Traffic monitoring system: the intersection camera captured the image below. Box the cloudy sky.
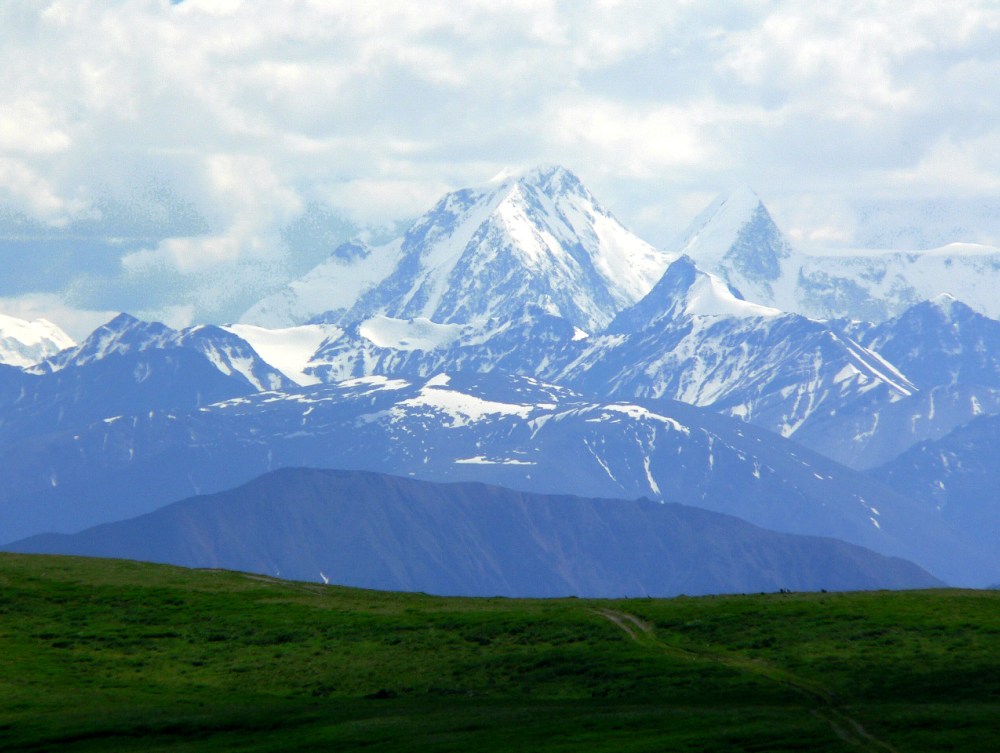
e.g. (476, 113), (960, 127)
(3, 0), (1000, 337)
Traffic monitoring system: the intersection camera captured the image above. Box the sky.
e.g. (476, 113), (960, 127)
(3, 0), (1000, 338)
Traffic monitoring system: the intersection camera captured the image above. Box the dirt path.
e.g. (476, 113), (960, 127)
(595, 608), (900, 753)
(593, 608), (653, 641)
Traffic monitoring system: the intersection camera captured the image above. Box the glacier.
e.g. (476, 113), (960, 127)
(0, 313), (74, 368)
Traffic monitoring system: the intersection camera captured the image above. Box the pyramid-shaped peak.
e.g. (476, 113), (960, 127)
(671, 185), (791, 297)
(242, 165), (671, 332)
(37, 313), (175, 372)
(681, 186), (771, 248)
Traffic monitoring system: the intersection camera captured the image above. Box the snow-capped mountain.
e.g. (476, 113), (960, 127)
(797, 296), (1000, 469)
(670, 187), (793, 309)
(0, 371), (988, 586)
(680, 189), (1000, 322)
(559, 257), (916, 442)
(8, 170), (1000, 595)
(241, 166), (672, 331)
(38, 313), (291, 392)
(286, 255), (917, 453)
(0, 314), (293, 445)
(0, 313), (74, 368)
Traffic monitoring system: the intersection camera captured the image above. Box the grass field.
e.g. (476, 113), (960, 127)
(1, 552), (997, 752)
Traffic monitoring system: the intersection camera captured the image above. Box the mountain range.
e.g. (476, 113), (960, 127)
(237, 256), (968, 472)
(0, 359), (991, 585)
(2, 164), (999, 594)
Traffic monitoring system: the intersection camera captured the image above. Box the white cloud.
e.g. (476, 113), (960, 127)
(884, 135), (1000, 195)
(0, 98), (72, 155)
(546, 99), (714, 175)
(0, 293), (116, 342)
(121, 153), (301, 272)
(322, 178), (451, 226)
(2, 0), (1000, 325)
(0, 158), (86, 223)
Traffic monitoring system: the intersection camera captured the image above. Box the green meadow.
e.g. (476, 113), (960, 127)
(1, 552), (997, 752)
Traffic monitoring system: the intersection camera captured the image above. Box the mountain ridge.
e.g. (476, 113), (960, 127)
(5, 467), (942, 597)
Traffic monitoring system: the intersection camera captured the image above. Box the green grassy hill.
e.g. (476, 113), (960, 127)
(1, 553), (997, 752)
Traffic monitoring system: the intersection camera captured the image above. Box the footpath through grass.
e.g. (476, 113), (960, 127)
(0, 553), (997, 752)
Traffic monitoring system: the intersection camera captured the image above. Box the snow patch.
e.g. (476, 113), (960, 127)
(601, 404), (690, 433)
(396, 387), (534, 427)
(224, 323), (338, 386)
(359, 316), (466, 351)
(454, 456), (536, 466)
(683, 272), (781, 319)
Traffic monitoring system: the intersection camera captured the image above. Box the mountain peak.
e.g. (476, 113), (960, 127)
(245, 167), (672, 332)
(899, 294), (980, 326)
(929, 292), (957, 305)
(38, 314), (176, 372)
(714, 184), (764, 216)
(729, 183), (763, 201)
(862, 293), (1000, 391)
(482, 165), (595, 215)
(487, 163), (577, 189)
(609, 256), (780, 333)
(101, 312), (147, 332)
(671, 187), (792, 307)
(36, 314), (292, 392)
(676, 187), (766, 256)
